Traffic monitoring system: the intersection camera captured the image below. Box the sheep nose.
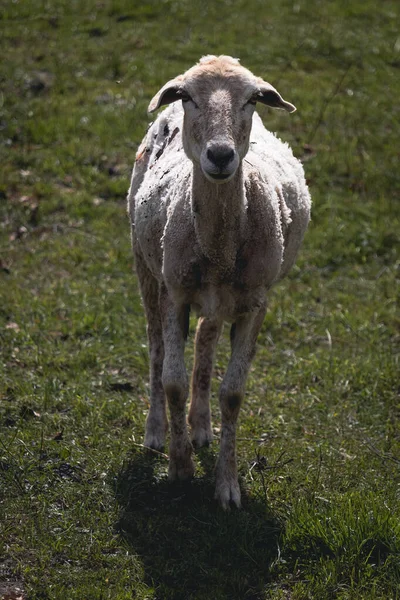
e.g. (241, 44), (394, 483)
(207, 146), (235, 169)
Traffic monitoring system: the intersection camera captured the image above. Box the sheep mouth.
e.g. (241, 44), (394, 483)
(203, 170), (236, 183)
(208, 173), (231, 180)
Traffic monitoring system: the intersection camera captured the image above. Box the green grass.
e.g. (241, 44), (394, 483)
(0, 0), (399, 598)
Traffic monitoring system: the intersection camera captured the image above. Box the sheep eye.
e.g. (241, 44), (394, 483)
(180, 92), (198, 107)
(242, 97), (257, 110)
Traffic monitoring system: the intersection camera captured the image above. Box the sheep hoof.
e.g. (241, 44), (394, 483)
(168, 441), (195, 481)
(144, 416), (168, 451)
(191, 426), (213, 450)
(144, 430), (166, 452)
(143, 438), (165, 453)
(214, 478), (241, 510)
(168, 455), (195, 481)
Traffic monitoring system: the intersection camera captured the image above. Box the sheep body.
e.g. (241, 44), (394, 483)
(130, 104), (310, 319)
(127, 56), (311, 508)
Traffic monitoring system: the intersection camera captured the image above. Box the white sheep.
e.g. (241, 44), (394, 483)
(127, 55), (311, 509)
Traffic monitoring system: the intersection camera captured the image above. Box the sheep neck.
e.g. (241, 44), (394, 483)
(192, 163), (245, 272)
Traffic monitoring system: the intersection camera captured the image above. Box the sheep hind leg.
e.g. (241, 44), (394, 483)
(189, 317), (223, 449)
(135, 250), (167, 451)
(215, 304), (266, 509)
(160, 286), (194, 481)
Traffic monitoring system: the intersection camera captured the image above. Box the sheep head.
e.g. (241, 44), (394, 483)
(148, 55), (296, 184)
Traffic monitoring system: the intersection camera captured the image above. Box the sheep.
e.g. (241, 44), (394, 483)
(127, 55), (311, 509)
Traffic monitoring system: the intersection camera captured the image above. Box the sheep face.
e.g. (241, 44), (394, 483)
(180, 84), (256, 184)
(148, 55), (296, 185)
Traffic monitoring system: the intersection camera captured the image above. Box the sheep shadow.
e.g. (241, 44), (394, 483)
(113, 446), (283, 600)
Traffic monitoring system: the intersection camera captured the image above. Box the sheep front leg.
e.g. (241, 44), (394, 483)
(189, 317), (223, 449)
(215, 305), (266, 509)
(144, 309), (166, 450)
(160, 286), (194, 481)
(134, 248), (167, 451)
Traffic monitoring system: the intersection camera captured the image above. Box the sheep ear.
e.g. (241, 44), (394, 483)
(257, 81), (296, 113)
(148, 76), (184, 113)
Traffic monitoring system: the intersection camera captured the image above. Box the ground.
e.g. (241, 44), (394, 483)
(0, 1), (399, 598)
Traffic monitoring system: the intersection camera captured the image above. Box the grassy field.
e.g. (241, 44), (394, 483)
(1, 0), (399, 598)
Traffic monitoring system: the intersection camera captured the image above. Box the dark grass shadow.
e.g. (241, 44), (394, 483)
(113, 446), (283, 600)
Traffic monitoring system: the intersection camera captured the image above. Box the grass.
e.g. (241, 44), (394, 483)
(0, 0), (399, 598)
